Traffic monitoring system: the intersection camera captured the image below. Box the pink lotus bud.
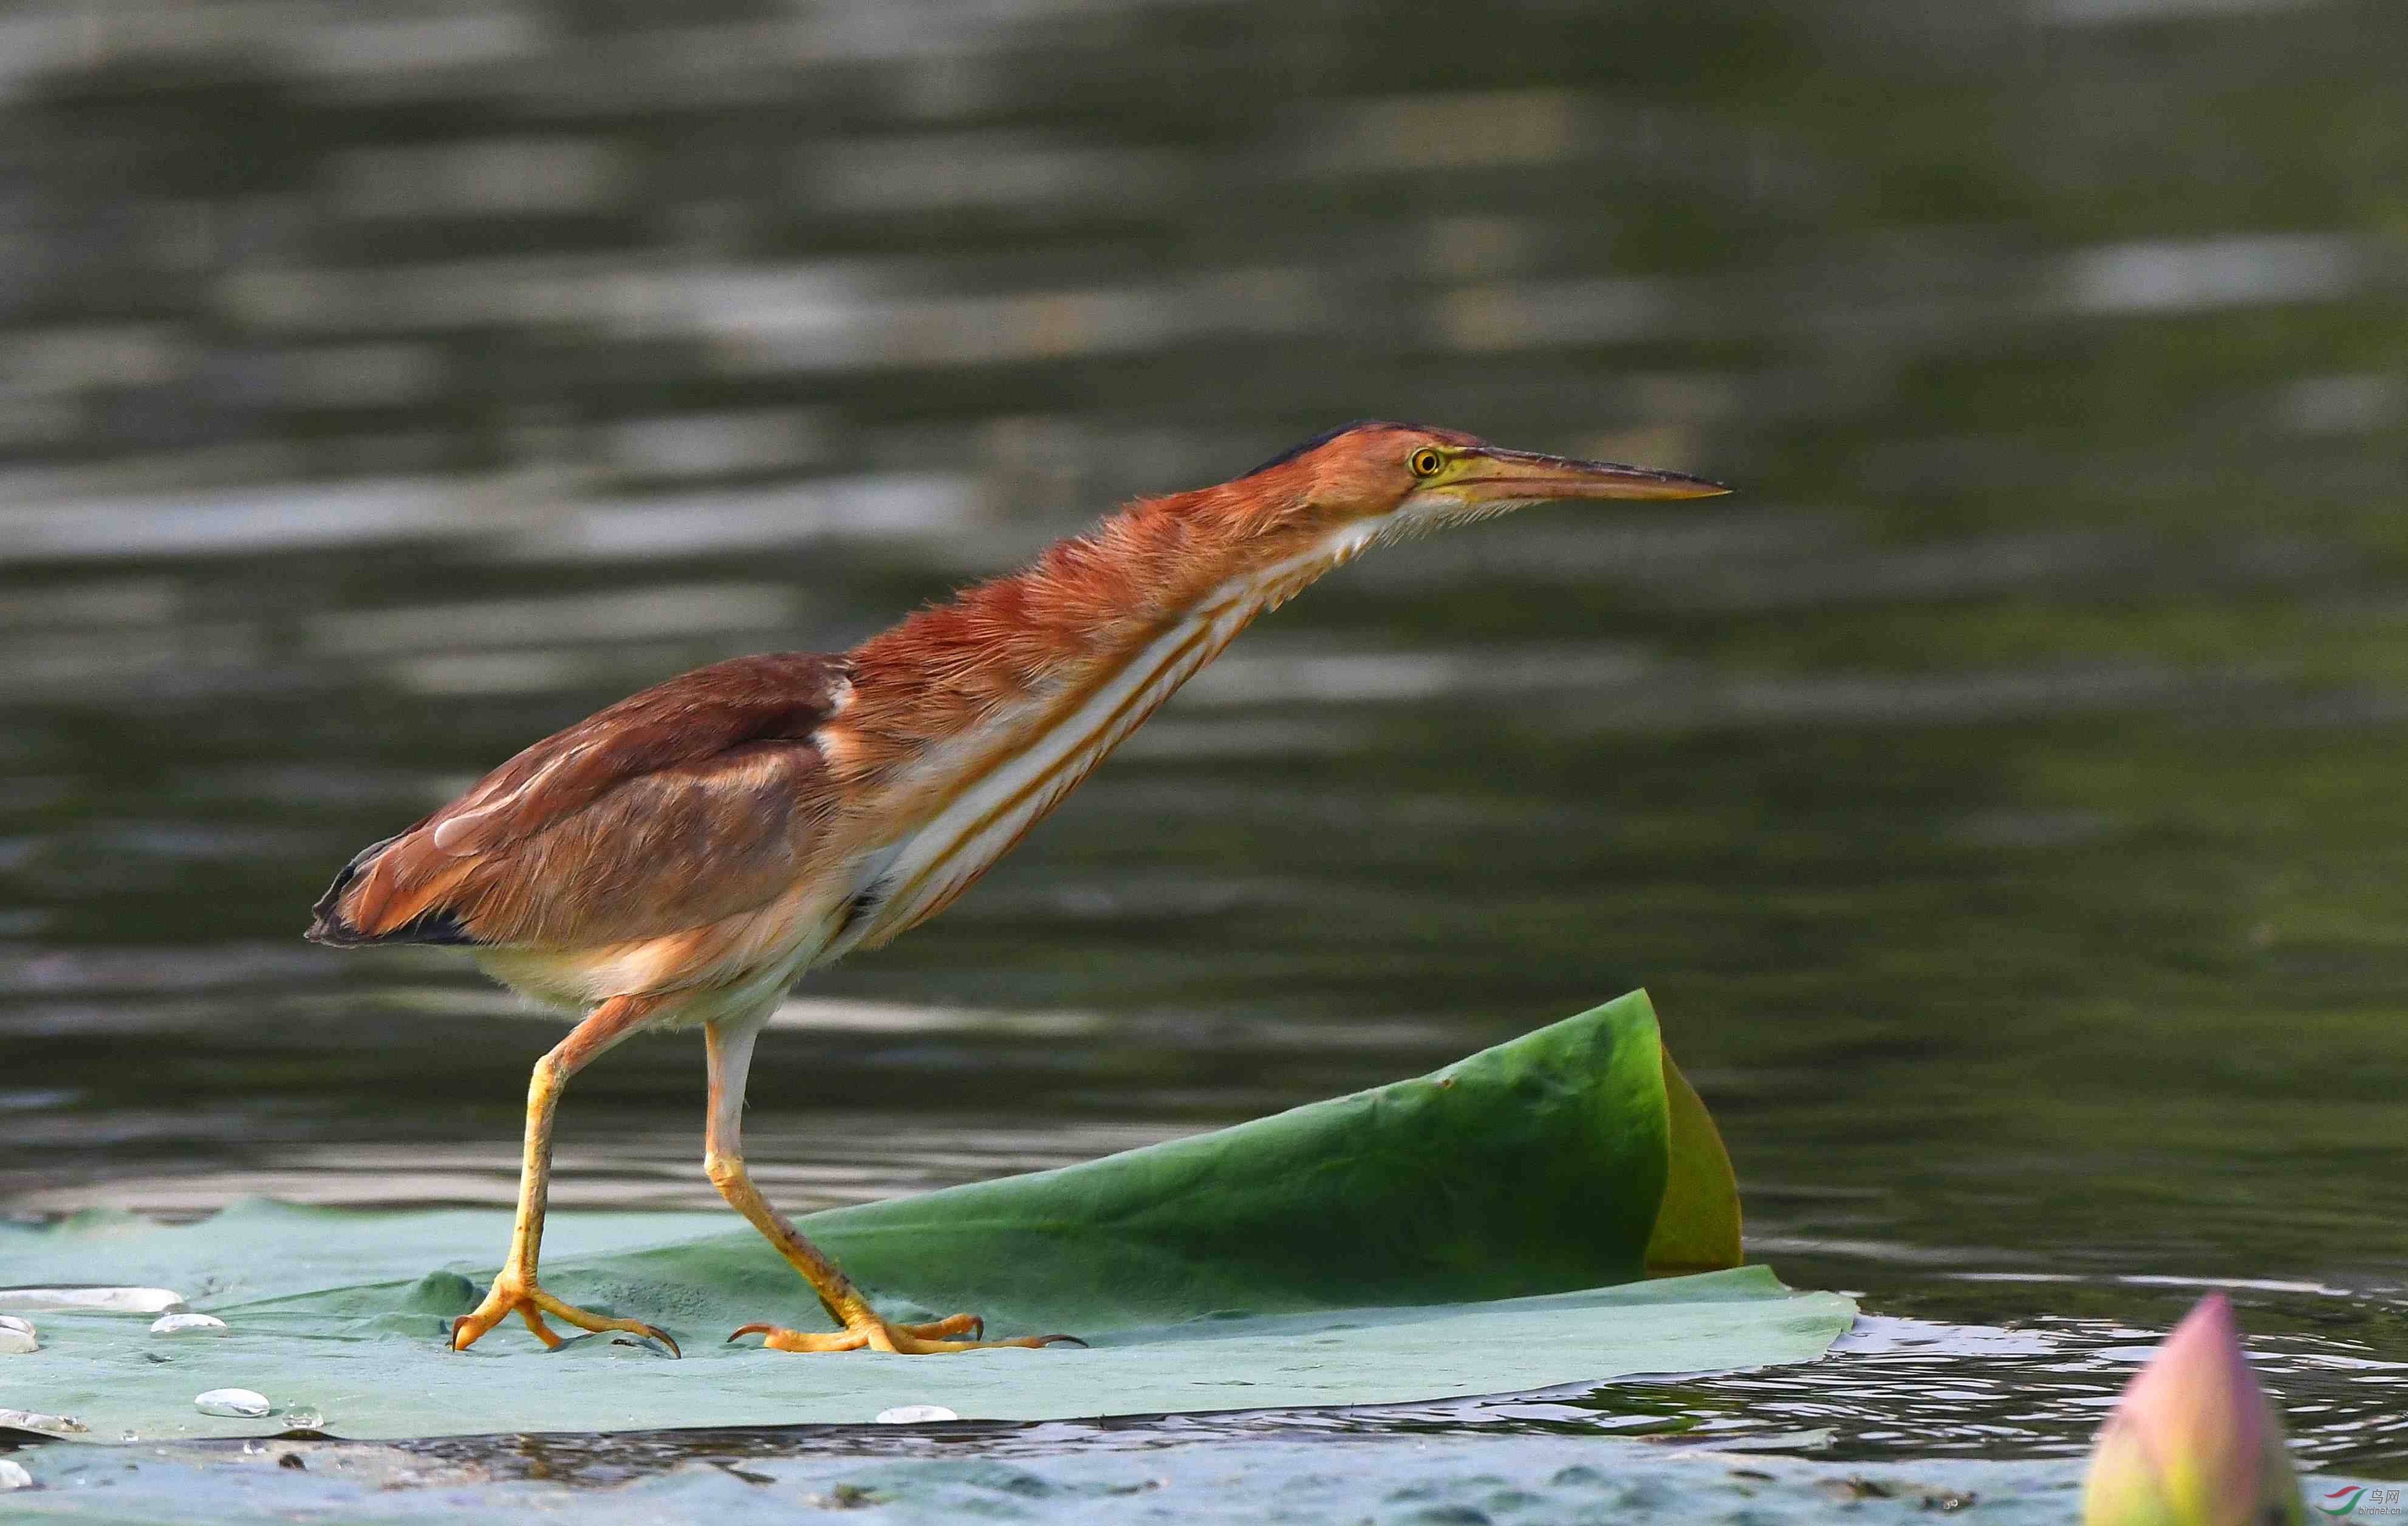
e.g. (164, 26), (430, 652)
(2082, 1292), (2302, 1525)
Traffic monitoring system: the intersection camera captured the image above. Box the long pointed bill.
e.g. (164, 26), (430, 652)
(1448, 447), (1731, 504)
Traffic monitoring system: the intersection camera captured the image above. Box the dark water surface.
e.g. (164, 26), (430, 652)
(2, 0), (2405, 1491)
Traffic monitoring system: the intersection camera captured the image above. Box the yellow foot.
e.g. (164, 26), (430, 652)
(450, 1276), (682, 1357)
(727, 1312), (1084, 1354)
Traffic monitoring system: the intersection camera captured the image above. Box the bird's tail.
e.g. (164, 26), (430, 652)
(305, 833), (480, 947)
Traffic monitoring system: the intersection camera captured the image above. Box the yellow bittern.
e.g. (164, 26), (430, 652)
(307, 420), (1727, 1358)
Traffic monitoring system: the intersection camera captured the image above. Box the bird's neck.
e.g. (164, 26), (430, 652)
(823, 487), (1371, 796)
(801, 488), (1381, 948)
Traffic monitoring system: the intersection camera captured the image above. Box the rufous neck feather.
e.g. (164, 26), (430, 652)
(832, 472), (1375, 780)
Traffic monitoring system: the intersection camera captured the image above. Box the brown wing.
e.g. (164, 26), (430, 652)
(307, 651), (847, 950)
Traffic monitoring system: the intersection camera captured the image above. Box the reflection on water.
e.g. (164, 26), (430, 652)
(2, 0), (2405, 1481)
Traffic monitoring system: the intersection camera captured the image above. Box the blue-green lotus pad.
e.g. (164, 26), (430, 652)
(0, 991), (1852, 1439)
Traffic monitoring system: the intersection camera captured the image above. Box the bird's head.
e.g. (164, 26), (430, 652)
(1242, 419), (1729, 541)
(1017, 420), (1733, 635)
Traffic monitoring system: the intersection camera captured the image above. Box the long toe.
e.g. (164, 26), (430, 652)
(452, 1279), (542, 1352)
(884, 1328), (1087, 1353)
(728, 1315), (1084, 1355)
(450, 1278), (679, 1357)
(527, 1287), (680, 1356)
(729, 1322), (871, 1352)
(451, 1309), (525, 1352)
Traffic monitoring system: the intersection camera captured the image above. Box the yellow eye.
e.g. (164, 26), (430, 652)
(1409, 447), (1445, 477)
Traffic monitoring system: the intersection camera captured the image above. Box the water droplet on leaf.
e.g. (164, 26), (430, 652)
(874, 1404), (958, 1424)
(194, 1389), (272, 1418)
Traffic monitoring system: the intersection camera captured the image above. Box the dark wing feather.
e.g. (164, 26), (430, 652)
(307, 651), (847, 950)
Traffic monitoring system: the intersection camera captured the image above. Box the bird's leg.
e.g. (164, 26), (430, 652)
(703, 1018), (1081, 1355)
(451, 993), (681, 1356)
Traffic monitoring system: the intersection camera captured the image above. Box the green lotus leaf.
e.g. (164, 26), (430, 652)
(0, 990), (1848, 1439)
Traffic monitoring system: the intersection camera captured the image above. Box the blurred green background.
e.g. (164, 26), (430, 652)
(0, 0), (2403, 1466)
